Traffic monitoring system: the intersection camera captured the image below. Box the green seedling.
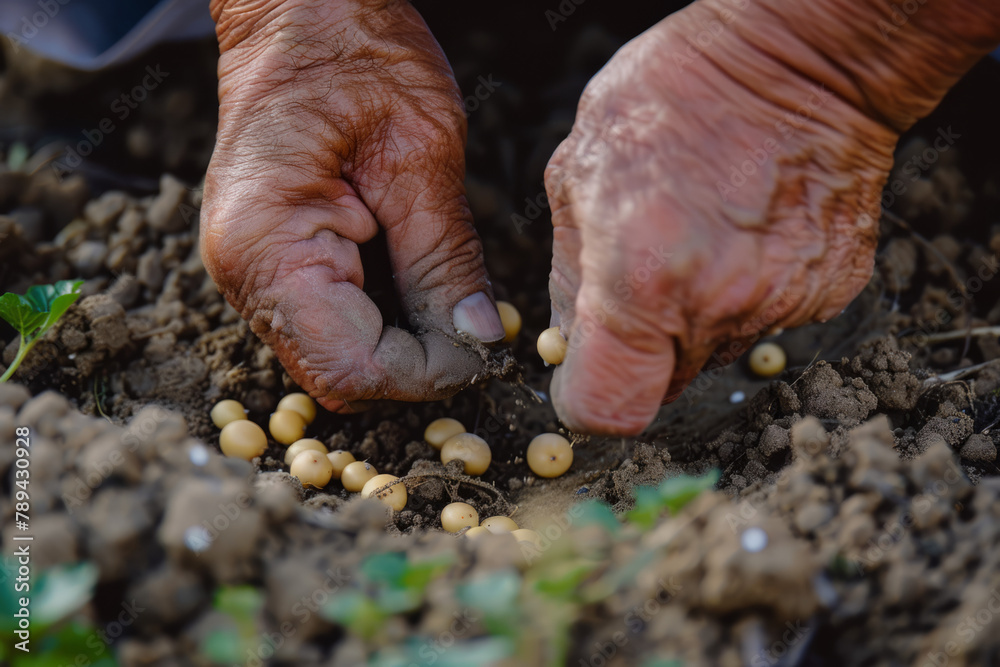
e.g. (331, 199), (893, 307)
(626, 469), (721, 530)
(0, 280), (83, 383)
(0, 559), (115, 667)
(201, 586), (264, 663)
(323, 552), (454, 642)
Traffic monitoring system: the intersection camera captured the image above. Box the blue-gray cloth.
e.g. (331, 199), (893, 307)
(1, 1), (998, 72)
(0, 0), (213, 71)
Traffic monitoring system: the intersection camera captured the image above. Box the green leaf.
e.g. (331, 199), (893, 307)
(573, 500), (621, 533)
(457, 570), (521, 616)
(0, 293), (46, 338)
(201, 629), (244, 663)
(213, 585), (263, 622)
(31, 562), (98, 626)
(625, 486), (663, 530)
(399, 553), (454, 593)
(361, 552), (408, 588)
(657, 469), (720, 515)
(533, 561), (593, 599)
(322, 591), (386, 640)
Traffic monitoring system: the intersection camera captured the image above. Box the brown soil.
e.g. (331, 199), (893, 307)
(2, 5), (1000, 666)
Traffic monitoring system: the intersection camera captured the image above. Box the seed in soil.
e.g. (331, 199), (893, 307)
(269, 409), (308, 445)
(749, 342), (786, 377)
(210, 399), (247, 429)
(440, 433), (492, 476)
(481, 516), (518, 533)
(424, 418), (466, 451)
(497, 301), (522, 343)
(276, 392), (317, 425)
(326, 450), (356, 478)
(219, 420), (267, 461)
(284, 438), (328, 466)
(526, 433), (573, 478)
(361, 474), (407, 511)
(464, 526), (490, 539)
(537, 327), (567, 365)
(441, 502), (479, 532)
(289, 450), (334, 489)
(511, 528), (542, 548)
(341, 461), (378, 492)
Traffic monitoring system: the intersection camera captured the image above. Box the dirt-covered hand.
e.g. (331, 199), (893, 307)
(544, 1), (906, 435)
(202, 0), (504, 412)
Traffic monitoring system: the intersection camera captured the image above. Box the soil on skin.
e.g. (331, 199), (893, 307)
(2, 4), (1000, 666)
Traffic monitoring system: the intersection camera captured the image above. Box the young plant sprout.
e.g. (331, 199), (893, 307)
(440, 433), (492, 476)
(526, 433), (574, 478)
(749, 342), (786, 378)
(424, 418), (465, 450)
(269, 409), (307, 445)
(276, 392), (316, 425)
(496, 301), (522, 343)
(284, 438), (328, 466)
(511, 528), (543, 548)
(326, 450), (356, 478)
(341, 461), (378, 492)
(441, 502), (479, 532)
(290, 449), (334, 489)
(211, 399), (247, 429)
(0, 280), (83, 383)
(537, 327), (567, 365)
(219, 420), (267, 461)
(481, 516), (518, 533)
(361, 474), (407, 511)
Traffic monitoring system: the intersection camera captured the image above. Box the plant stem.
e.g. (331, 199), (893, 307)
(0, 337), (36, 383)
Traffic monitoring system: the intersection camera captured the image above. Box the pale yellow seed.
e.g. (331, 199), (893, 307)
(219, 420), (267, 461)
(341, 461), (378, 492)
(289, 449), (334, 489)
(526, 433), (574, 478)
(277, 393), (317, 425)
(269, 410), (308, 446)
(464, 526), (491, 539)
(211, 399), (247, 429)
(284, 438), (328, 467)
(441, 502), (479, 532)
(497, 301), (522, 343)
(537, 327), (567, 365)
(749, 342), (786, 378)
(511, 528), (543, 548)
(440, 433), (492, 476)
(481, 516), (518, 533)
(326, 450), (356, 479)
(424, 418), (466, 451)
(361, 474), (407, 511)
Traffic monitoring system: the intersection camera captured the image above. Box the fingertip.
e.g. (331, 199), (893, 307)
(549, 319), (675, 436)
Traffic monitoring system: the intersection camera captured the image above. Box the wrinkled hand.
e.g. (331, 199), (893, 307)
(545, 2), (903, 435)
(202, 0), (504, 412)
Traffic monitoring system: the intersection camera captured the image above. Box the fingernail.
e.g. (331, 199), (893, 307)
(453, 292), (505, 342)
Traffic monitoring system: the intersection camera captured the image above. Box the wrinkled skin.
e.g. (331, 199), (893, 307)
(204, 0), (1000, 431)
(202, 0), (504, 413)
(543, 0), (1000, 434)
